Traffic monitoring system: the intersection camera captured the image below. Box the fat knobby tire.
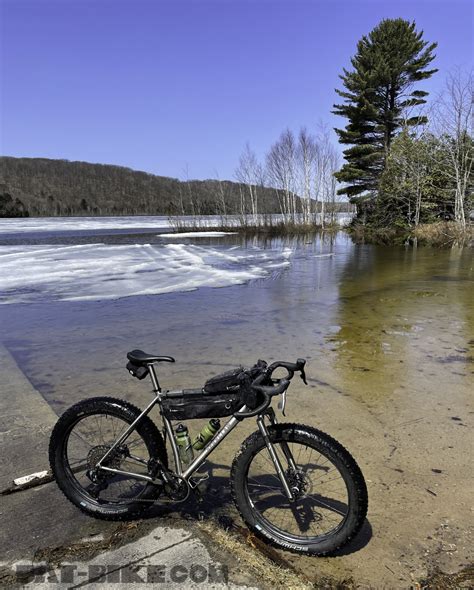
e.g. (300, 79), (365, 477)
(230, 423), (368, 555)
(49, 396), (167, 520)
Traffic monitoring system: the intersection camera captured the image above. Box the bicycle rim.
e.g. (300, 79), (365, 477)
(64, 413), (153, 504)
(245, 439), (351, 544)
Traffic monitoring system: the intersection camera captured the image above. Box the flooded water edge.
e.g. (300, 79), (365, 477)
(0, 227), (472, 586)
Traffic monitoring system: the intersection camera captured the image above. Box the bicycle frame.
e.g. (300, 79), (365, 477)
(96, 363), (296, 500)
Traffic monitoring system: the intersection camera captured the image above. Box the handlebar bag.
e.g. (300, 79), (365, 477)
(203, 367), (245, 393)
(203, 360), (268, 394)
(161, 389), (243, 420)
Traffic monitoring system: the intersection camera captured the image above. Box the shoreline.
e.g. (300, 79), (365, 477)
(169, 219), (474, 247)
(348, 221), (474, 248)
(169, 220), (342, 237)
(1, 213), (472, 247)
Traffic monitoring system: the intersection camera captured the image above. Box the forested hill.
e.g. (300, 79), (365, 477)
(0, 157), (287, 217)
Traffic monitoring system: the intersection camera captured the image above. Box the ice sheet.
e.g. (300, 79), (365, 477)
(158, 231), (238, 238)
(0, 243), (292, 304)
(0, 216), (174, 234)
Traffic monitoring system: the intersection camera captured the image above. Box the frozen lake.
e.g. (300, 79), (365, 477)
(0, 215), (348, 304)
(0, 213), (353, 235)
(0, 241), (293, 304)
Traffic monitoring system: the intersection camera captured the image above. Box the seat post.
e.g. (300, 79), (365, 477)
(148, 364), (161, 392)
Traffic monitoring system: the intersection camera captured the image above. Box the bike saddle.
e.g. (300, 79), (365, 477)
(127, 349), (175, 366)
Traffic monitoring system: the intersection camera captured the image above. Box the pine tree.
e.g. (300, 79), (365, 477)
(333, 19), (437, 217)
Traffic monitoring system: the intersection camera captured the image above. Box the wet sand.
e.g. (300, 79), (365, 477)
(0, 230), (473, 587)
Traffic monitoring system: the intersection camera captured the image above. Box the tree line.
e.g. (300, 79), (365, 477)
(0, 157), (313, 218)
(234, 125), (346, 228)
(0, 154), (352, 222)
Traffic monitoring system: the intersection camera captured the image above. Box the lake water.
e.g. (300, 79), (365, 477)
(0, 214), (472, 411)
(0, 215), (473, 583)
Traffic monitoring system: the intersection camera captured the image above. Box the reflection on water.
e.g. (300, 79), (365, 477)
(0, 228), (472, 425)
(329, 246), (473, 403)
(1, 221), (472, 580)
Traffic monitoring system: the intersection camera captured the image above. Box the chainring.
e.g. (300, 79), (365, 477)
(164, 475), (190, 502)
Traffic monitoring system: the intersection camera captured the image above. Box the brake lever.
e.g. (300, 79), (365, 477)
(295, 358), (307, 385)
(300, 369), (307, 385)
(278, 390), (287, 416)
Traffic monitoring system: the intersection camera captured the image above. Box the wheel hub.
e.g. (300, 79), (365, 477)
(286, 468), (311, 499)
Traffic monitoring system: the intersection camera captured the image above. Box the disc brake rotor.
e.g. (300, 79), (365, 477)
(286, 468), (312, 499)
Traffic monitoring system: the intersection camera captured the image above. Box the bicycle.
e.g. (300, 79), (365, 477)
(49, 350), (368, 555)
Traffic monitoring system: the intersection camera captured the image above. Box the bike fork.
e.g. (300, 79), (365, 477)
(265, 409), (298, 472)
(257, 415), (295, 502)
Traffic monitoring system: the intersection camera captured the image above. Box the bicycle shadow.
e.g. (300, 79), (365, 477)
(144, 459), (236, 518)
(331, 519), (373, 556)
(142, 459), (373, 556)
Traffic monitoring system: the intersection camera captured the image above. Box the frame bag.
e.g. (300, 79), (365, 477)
(161, 389), (242, 420)
(161, 361), (268, 421)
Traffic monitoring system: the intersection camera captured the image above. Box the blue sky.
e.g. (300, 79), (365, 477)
(1, 0), (472, 180)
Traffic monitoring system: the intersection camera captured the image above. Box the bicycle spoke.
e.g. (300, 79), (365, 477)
(65, 413), (151, 503)
(246, 438), (349, 541)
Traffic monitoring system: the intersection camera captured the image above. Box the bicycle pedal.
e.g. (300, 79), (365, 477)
(189, 472), (210, 489)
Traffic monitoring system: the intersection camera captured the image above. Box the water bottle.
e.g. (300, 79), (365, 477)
(175, 424), (194, 464)
(192, 419), (221, 451)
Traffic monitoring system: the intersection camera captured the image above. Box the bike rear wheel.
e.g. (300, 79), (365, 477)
(231, 423), (368, 555)
(49, 397), (167, 519)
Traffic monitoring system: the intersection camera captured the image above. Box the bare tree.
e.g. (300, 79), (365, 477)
(314, 127), (340, 228)
(265, 129), (297, 222)
(296, 128), (317, 224)
(432, 68), (473, 226)
(212, 169), (229, 224)
(182, 163), (201, 222)
(235, 143), (263, 223)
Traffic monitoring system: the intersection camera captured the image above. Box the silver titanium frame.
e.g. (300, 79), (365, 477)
(97, 364), (249, 482)
(160, 399), (248, 479)
(97, 363), (295, 494)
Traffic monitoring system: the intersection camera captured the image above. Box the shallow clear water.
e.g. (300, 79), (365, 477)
(0, 218), (472, 419)
(1, 216), (472, 583)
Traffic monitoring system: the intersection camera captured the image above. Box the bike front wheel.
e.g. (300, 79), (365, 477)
(231, 423), (368, 555)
